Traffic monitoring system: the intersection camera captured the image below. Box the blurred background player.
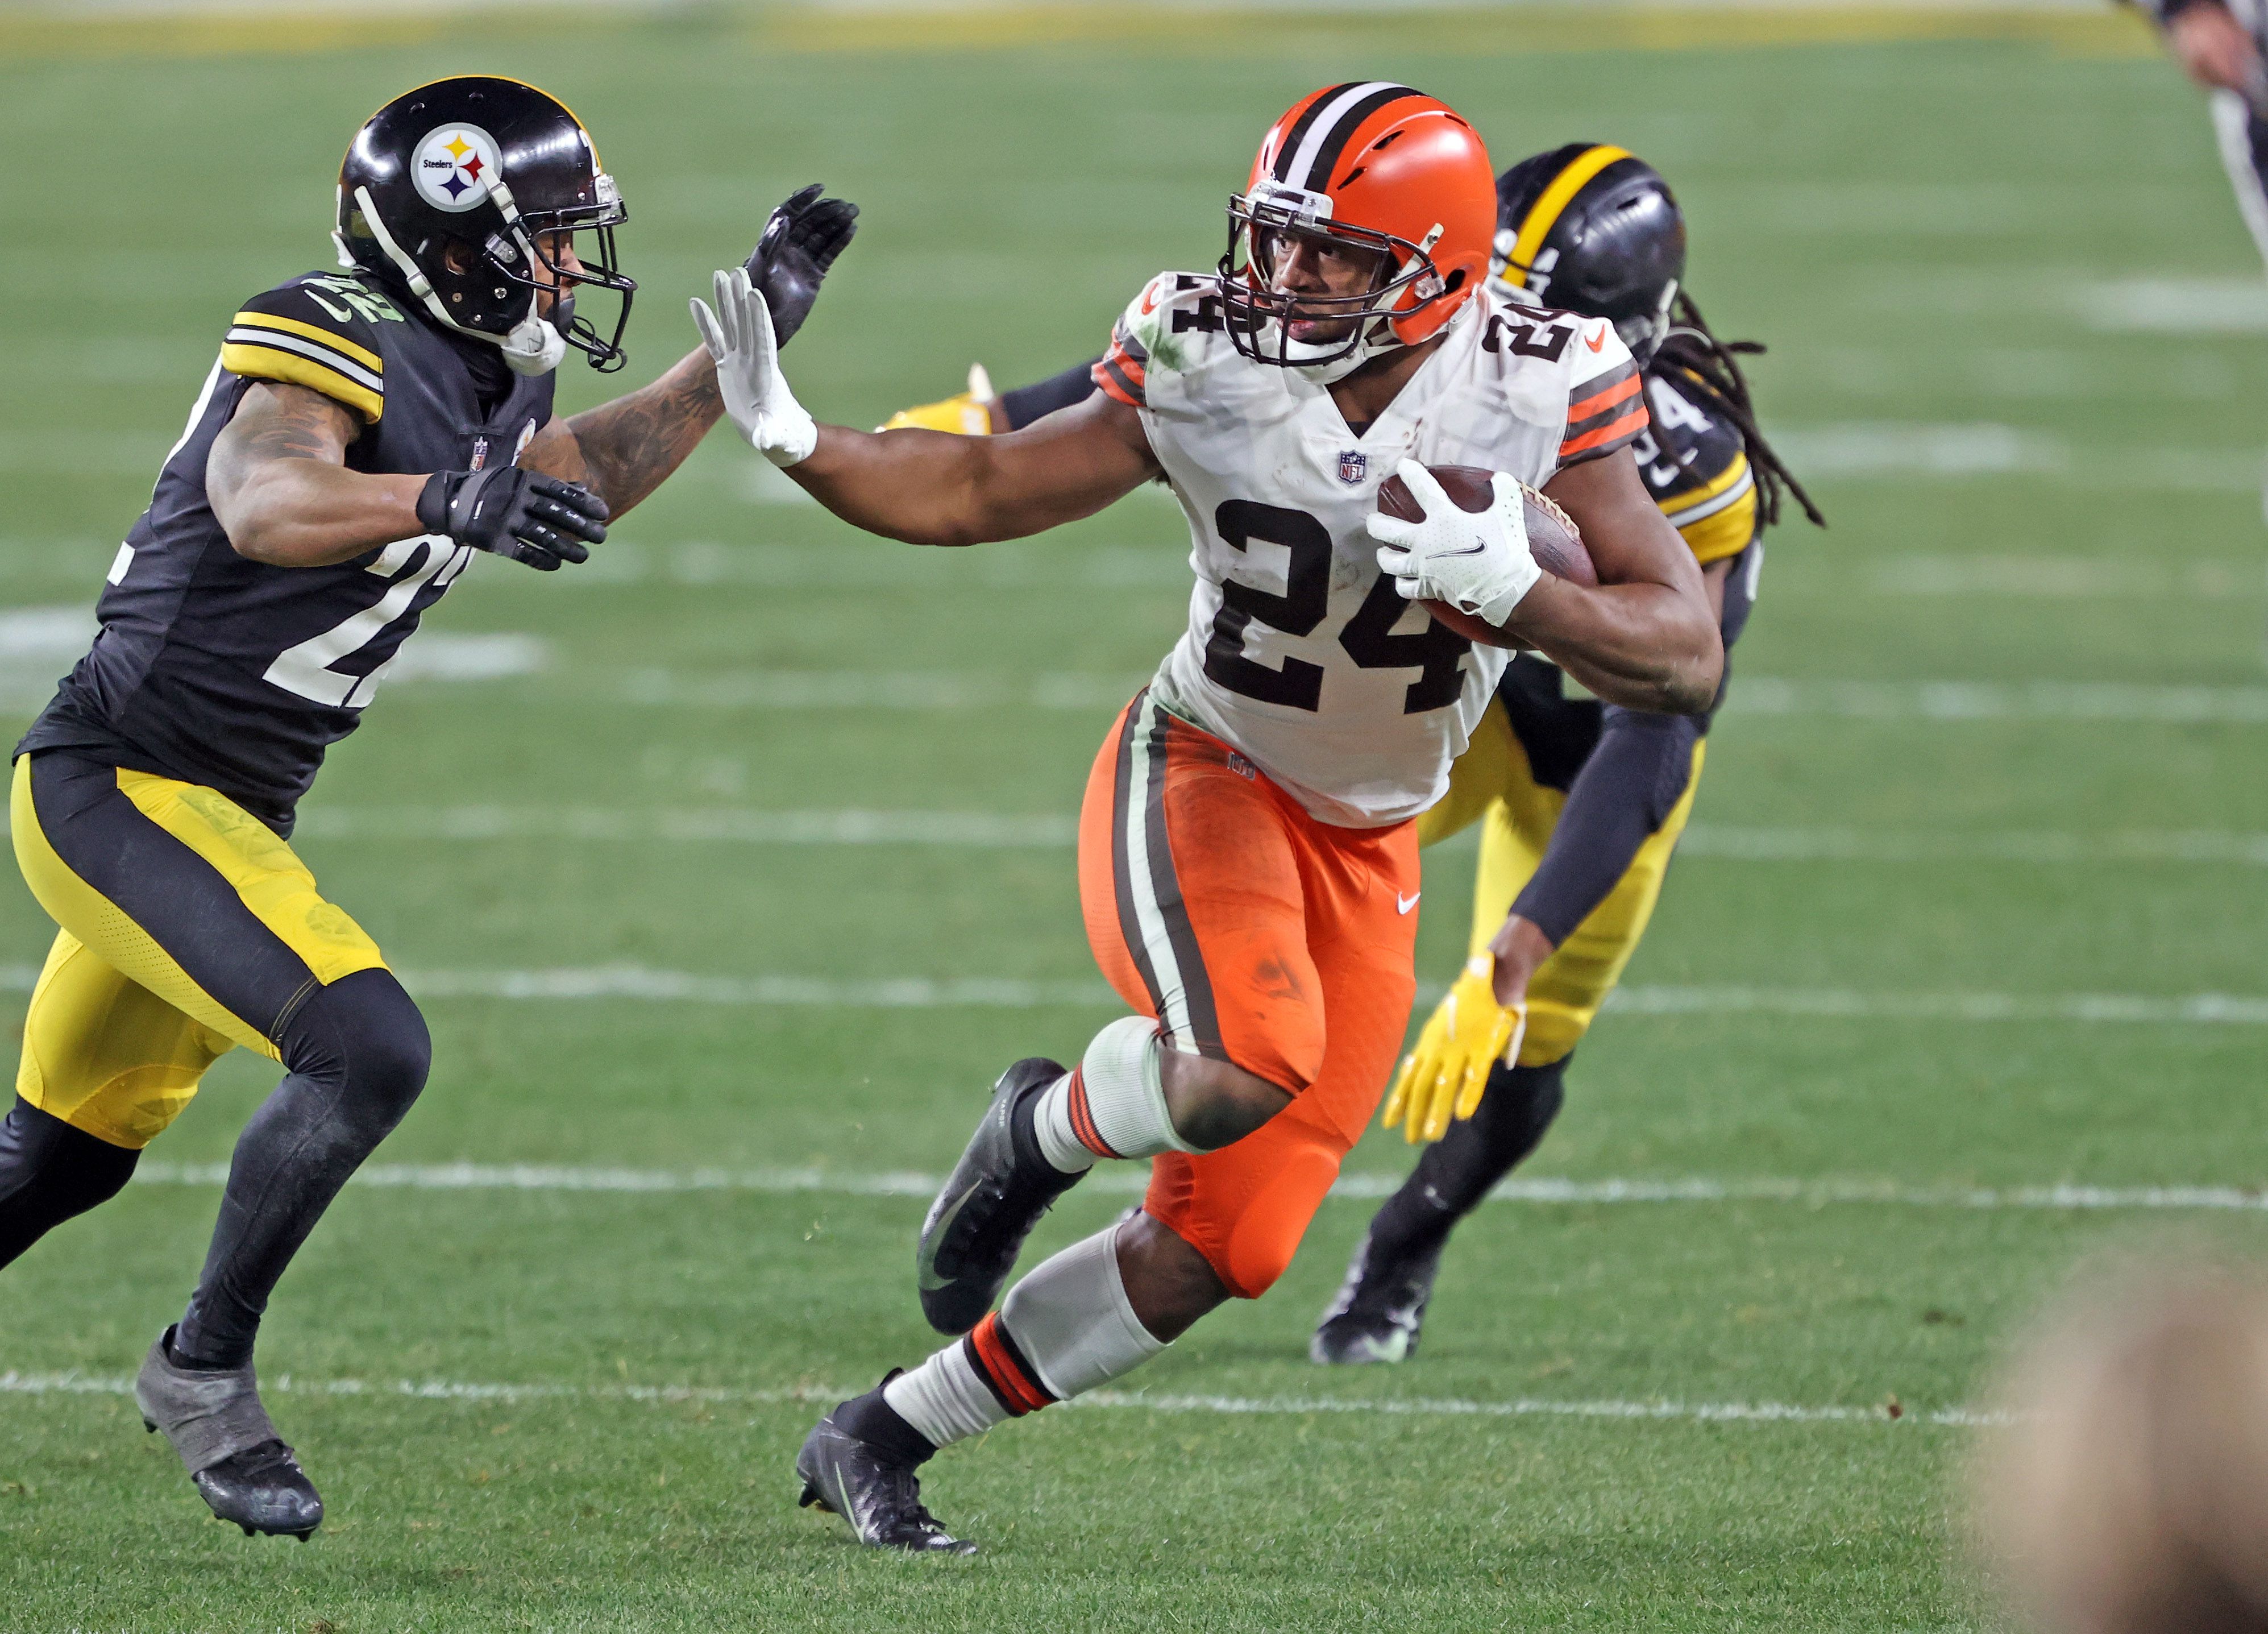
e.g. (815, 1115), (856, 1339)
(2129, 1), (2268, 274)
(700, 82), (1725, 1552)
(1973, 1260), (2268, 1634)
(0, 75), (855, 1539)
(883, 143), (1823, 1367)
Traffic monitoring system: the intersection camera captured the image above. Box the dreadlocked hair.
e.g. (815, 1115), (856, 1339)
(1652, 290), (1825, 530)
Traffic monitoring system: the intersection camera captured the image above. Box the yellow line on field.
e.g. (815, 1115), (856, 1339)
(0, 3), (653, 59)
(0, 3), (2161, 64)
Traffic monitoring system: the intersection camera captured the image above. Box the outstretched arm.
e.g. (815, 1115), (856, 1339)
(524, 183), (861, 517)
(788, 392), (1158, 546)
(520, 347), (723, 516)
(695, 270), (1157, 546)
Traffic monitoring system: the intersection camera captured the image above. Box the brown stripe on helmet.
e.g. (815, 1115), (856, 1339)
(1297, 84), (1424, 193)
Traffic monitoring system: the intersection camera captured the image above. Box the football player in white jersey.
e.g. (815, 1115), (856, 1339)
(692, 83), (1722, 1552)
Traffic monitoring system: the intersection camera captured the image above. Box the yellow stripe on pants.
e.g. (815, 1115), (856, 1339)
(10, 756), (388, 1147)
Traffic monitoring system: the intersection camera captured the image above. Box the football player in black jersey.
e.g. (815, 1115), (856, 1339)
(880, 144), (1822, 1367)
(0, 76), (857, 1538)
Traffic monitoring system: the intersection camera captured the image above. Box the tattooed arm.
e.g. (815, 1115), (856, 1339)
(207, 381), (426, 567)
(521, 346), (724, 516)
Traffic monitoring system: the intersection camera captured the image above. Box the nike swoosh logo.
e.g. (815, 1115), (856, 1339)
(1397, 892), (1421, 914)
(1432, 536), (1492, 558)
(1585, 325), (1607, 352)
(916, 1181), (982, 1291)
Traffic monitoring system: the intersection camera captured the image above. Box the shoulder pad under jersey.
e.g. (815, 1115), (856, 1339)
(1640, 367), (1757, 563)
(1552, 313), (1647, 469)
(1093, 272), (1228, 407)
(221, 272), (402, 424)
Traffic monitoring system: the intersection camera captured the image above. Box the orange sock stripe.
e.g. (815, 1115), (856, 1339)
(1065, 1069), (1122, 1159)
(967, 1313), (1053, 1415)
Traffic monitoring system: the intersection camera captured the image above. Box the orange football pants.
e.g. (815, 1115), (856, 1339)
(1078, 691), (1420, 1299)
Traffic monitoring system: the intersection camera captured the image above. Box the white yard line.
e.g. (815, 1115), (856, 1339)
(575, 671), (2268, 723)
(123, 1162), (2268, 1215)
(1728, 678), (2268, 724)
(1677, 826), (2268, 864)
(1864, 554), (2265, 599)
(0, 963), (2256, 1023)
(265, 807), (2268, 865)
(287, 807), (1082, 847)
(0, 1368), (1992, 1430)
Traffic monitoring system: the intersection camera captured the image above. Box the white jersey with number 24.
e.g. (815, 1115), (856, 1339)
(1091, 271), (1650, 828)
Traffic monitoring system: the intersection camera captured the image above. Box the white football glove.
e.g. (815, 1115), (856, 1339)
(1365, 460), (1544, 630)
(689, 267), (817, 468)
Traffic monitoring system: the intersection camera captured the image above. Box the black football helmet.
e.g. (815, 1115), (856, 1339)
(1492, 143), (1685, 364)
(334, 76), (633, 374)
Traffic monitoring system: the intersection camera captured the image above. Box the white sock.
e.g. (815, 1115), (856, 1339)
(884, 1342), (1010, 1450)
(1031, 1014), (1197, 1168)
(1031, 1071), (1098, 1175)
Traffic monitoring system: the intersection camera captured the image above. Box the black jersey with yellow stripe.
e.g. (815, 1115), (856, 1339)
(1630, 363), (1757, 566)
(16, 269), (554, 831)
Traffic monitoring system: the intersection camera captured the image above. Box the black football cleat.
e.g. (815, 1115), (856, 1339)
(796, 1415), (975, 1555)
(915, 1056), (1082, 1336)
(134, 1326), (323, 1540)
(1310, 1227), (1444, 1366)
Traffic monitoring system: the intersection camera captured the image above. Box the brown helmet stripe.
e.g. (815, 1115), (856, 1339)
(1274, 82), (1423, 192)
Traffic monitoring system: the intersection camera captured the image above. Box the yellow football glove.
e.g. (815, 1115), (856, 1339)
(879, 362), (996, 434)
(1381, 954), (1527, 1144)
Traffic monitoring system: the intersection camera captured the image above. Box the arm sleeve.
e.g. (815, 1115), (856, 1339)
(1556, 322), (1648, 469)
(220, 280), (385, 425)
(996, 359), (1104, 431)
(1509, 538), (1760, 944)
(1509, 707), (1701, 945)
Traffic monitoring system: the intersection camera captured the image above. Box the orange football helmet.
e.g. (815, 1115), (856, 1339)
(1220, 83), (1496, 374)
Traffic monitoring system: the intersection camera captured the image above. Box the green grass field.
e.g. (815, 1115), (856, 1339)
(3, 6), (2266, 1628)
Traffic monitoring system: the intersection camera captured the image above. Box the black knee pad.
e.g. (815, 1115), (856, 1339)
(0, 1096), (140, 1267)
(275, 968), (431, 1138)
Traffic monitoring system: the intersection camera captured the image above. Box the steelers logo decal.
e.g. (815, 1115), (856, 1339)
(413, 124), (503, 213)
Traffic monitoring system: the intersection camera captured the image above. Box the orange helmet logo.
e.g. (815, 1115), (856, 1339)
(1220, 84), (1495, 372)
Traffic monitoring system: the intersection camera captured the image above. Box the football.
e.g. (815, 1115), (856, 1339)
(1376, 463), (1596, 645)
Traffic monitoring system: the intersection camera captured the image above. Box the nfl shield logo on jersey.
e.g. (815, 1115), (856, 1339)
(1337, 449), (1368, 486)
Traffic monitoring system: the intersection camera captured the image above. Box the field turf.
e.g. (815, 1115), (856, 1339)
(3, 7), (2267, 1629)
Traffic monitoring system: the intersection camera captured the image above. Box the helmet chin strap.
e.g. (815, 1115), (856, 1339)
(497, 311), (567, 376)
(351, 184), (565, 378)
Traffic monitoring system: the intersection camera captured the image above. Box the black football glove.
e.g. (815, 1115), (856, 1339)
(415, 466), (608, 571)
(742, 183), (859, 349)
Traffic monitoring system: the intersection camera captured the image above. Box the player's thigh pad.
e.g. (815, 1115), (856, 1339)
(15, 929), (232, 1149)
(1144, 815), (1419, 1299)
(1521, 740), (1706, 1065)
(11, 754), (387, 1064)
(1078, 692), (1324, 1092)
